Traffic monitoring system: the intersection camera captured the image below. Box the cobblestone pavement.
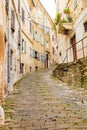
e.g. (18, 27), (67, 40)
(1, 68), (87, 130)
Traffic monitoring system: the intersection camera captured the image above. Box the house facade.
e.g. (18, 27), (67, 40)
(0, 0), (8, 105)
(0, 0), (54, 124)
(55, 0), (87, 63)
(31, 0), (53, 69)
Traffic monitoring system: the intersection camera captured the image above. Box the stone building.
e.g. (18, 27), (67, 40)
(30, 0), (54, 69)
(0, 0), (8, 105)
(50, 31), (58, 65)
(55, 0), (87, 63)
(6, 0), (54, 91)
(0, 0), (54, 125)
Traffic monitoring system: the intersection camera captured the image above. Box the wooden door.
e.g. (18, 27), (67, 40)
(71, 35), (77, 61)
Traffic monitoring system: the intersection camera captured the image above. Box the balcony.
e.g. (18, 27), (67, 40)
(58, 19), (73, 35)
(58, 21), (73, 35)
(62, 22), (73, 30)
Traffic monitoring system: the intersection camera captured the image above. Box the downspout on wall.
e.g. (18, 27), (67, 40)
(7, 0), (13, 92)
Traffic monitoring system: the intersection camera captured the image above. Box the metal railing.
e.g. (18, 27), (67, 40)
(63, 36), (87, 63)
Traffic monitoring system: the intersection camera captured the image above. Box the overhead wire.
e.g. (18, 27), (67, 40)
(21, 0), (53, 31)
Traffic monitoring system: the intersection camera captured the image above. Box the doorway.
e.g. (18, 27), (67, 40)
(70, 35), (77, 61)
(46, 53), (49, 68)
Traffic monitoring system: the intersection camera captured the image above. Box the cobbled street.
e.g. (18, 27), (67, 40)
(1, 68), (87, 130)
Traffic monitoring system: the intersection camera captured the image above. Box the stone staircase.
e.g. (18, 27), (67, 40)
(53, 57), (87, 88)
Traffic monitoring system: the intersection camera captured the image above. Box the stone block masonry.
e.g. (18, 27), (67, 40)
(53, 57), (87, 88)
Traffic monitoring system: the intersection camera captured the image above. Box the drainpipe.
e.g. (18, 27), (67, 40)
(19, 0), (22, 74)
(43, 14), (46, 69)
(7, 0), (13, 92)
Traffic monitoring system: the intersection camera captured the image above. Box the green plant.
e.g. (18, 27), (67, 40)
(60, 18), (66, 24)
(53, 24), (56, 31)
(54, 12), (60, 24)
(64, 8), (70, 14)
(67, 15), (73, 22)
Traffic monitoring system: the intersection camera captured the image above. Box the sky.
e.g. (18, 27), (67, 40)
(40, 0), (56, 20)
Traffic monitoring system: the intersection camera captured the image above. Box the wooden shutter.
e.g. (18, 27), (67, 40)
(30, 21), (32, 33)
(11, 9), (15, 31)
(24, 41), (26, 53)
(33, 50), (35, 58)
(18, 0), (20, 13)
(5, 0), (9, 15)
(18, 30), (20, 45)
(52, 35), (54, 41)
(22, 8), (25, 23)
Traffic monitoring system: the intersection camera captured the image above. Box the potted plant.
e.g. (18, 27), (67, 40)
(67, 15), (73, 22)
(54, 12), (60, 24)
(53, 24), (56, 31)
(60, 18), (66, 24)
(64, 8), (70, 14)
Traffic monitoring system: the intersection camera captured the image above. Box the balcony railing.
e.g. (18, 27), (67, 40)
(63, 36), (87, 63)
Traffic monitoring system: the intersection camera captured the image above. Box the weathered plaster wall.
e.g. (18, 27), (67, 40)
(0, 26), (6, 104)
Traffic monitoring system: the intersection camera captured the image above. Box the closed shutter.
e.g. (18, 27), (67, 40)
(18, 30), (20, 45)
(24, 41), (26, 53)
(22, 8), (25, 23)
(74, 0), (78, 9)
(33, 50), (35, 58)
(11, 9), (15, 31)
(30, 21), (32, 33)
(38, 53), (40, 60)
(5, 0), (9, 15)
(18, 0), (20, 13)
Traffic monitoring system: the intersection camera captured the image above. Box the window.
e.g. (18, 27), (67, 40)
(22, 39), (24, 51)
(84, 22), (87, 32)
(22, 8), (25, 23)
(33, 50), (39, 59)
(18, 0), (20, 13)
(30, 47), (33, 57)
(20, 63), (24, 74)
(34, 14), (38, 23)
(59, 51), (62, 56)
(41, 24), (44, 30)
(11, 9), (15, 32)
(46, 27), (50, 34)
(33, 50), (35, 58)
(21, 39), (26, 53)
(18, 30), (20, 47)
(35, 51), (38, 59)
(74, 0), (78, 9)
(24, 41), (26, 53)
(41, 55), (45, 62)
(10, 50), (13, 70)
(46, 41), (48, 49)
(14, 58), (16, 71)
(53, 47), (55, 54)
(38, 53), (40, 60)
(34, 31), (38, 41)
(52, 35), (54, 41)
(29, 21), (32, 33)
(41, 36), (44, 45)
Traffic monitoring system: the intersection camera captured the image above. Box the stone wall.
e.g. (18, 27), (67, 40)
(0, 26), (6, 104)
(53, 57), (87, 88)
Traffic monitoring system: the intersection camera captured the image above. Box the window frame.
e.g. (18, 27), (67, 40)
(84, 21), (87, 33)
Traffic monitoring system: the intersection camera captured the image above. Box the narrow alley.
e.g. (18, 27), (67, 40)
(1, 68), (87, 130)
